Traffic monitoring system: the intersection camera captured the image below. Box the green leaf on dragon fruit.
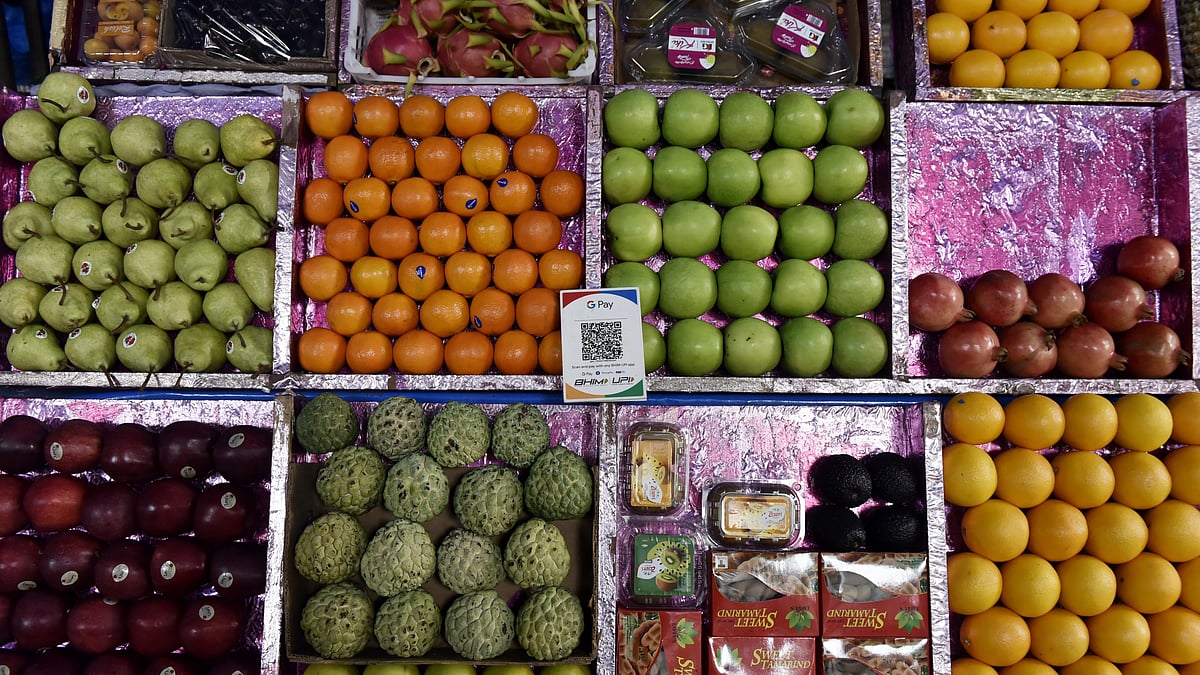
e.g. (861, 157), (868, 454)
(895, 609), (924, 633)
(674, 617), (698, 647)
(716, 644), (741, 668)
(787, 608), (814, 631)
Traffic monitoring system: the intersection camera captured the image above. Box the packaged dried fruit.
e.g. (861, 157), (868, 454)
(821, 638), (930, 675)
(734, 0), (856, 84)
(709, 636), (819, 675)
(625, 422), (689, 515)
(710, 550), (819, 637)
(625, 10), (756, 84)
(819, 553), (929, 638)
(705, 481), (802, 548)
(617, 608), (703, 675)
(81, 0), (161, 65)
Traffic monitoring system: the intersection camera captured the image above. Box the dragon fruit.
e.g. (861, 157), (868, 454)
(365, 23), (439, 76)
(398, 0), (472, 37)
(469, 0), (566, 39)
(512, 32), (589, 77)
(437, 29), (515, 77)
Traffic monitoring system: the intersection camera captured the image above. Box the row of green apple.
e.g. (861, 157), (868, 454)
(302, 664), (590, 675)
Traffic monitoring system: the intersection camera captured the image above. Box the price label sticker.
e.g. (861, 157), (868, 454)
(559, 288), (646, 402)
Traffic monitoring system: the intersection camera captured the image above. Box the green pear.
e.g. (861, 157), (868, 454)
(214, 203), (270, 254)
(202, 282), (254, 332)
(38, 283), (95, 333)
(102, 197), (159, 247)
(175, 323), (228, 373)
(160, 200), (215, 249)
(116, 323), (173, 372)
(1, 109), (58, 163)
(73, 240), (127, 293)
(225, 325), (272, 373)
(96, 283), (149, 334)
(2, 201), (54, 250)
(50, 196), (104, 244)
(193, 162), (241, 210)
(36, 72), (96, 124)
(58, 116), (111, 166)
(175, 238), (229, 292)
(219, 115), (278, 167)
(146, 280), (202, 330)
(78, 154), (133, 204)
(0, 277), (48, 329)
(135, 158), (192, 211)
(110, 114), (166, 167)
(424, 667), (478, 675)
(15, 234), (74, 285)
(65, 323), (117, 372)
(364, 667), (421, 675)
(7, 324), (67, 371)
(123, 239), (176, 294)
(236, 159), (278, 221)
(233, 246), (274, 312)
(27, 156), (79, 206)
(172, 118), (221, 170)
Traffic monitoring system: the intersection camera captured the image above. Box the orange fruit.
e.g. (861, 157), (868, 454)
(397, 251), (445, 300)
(442, 174), (489, 217)
(445, 95), (491, 138)
(346, 329), (394, 374)
(349, 256), (398, 298)
(419, 288), (470, 337)
(1048, 0), (1101, 19)
(513, 210), (563, 254)
(491, 91), (538, 138)
(1078, 8), (1134, 57)
(493, 248), (539, 294)
(391, 176), (440, 220)
(367, 135), (415, 184)
(371, 292), (420, 336)
(539, 169), (584, 217)
(343, 176), (392, 222)
(1108, 50), (1162, 89)
(515, 287), (559, 337)
(512, 133), (560, 177)
(444, 250), (492, 297)
(323, 217), (371, 262)
(353, 95), (400, 138)
(1099, 0), (1151, 16)
(1005, 49), (1061, 88)
(1060, 49), (1112, 88)
(538, 329), (562, 374)
(950, 49), (1007, 87)
(323, 134), (370, 183)
(392, 328), (444, 374)
(469, 287), (516, 336)
(298, 254), (349, 302)
(297, 326), (347, 373)
(302, 177), (345, 225)
(461, 133), (510, 180)
(466, 211), (514, 256)
(997, 0), (1048, 19)
(418, 211), (468, 257)
(493, 329), (538, 374)
(325, 291), (373, 336)
(369, 215), (419, 260)
(304, 90), (354, 139)
(538, 248), (583, 290)
(444, 330), (493, 375)
(1025, 11), (1080, 58)
(414, 136), (461, 184)
(398, 94), (445, 139)
(490, 171), (537, 216)
(938, 0), (993, 21)
(971, 10), (1028, 58)
(927, 11), (972, 64)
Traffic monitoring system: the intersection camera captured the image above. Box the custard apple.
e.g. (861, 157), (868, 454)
(295, 392), (359, 454)
(504, 518), (570, 590)
(454, 464), (524, 536)
(524, 445), (593, 521)
(294, 511), (367, 584)
(516, 586), (584, 661)
(368, 396), (427, 460)
(491, 403), (550, 468)
(384, 453), (450, 522)
(316, 445), (386, 515)
(437, 528), (505, 594)
(360, 519), (436, 597)
(443, 589), (515, 660)
(374, 588), (441, 657)
(300, 582), (374, 659)
(427, 401), (490, 467)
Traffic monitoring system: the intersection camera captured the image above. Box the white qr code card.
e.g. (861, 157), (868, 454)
(559, 288), (647, 402)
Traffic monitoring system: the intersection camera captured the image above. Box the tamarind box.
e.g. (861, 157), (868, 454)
(707, 636), (817, 675)
(709, 551), (819, 637)
(617, 608), (703, 675)
(819, 553), (929, 638)
(821, 637), (930, 675)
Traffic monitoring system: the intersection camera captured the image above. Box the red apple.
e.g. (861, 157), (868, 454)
(85, 651), (144, 675)
(0, 474), (30, 536)
(179, 596), (244, 660)
(192, 484), (256, 543)
(23, 474), (87, 531)
(39, 530), (101, 593)
(0, 414), (48, 473)
(212, 425), (273, 485)
(127, 595), (181, 657)
(0, 592), (13, 643)
(44, 418), (103, 474)
(101, 423), (159, 483)
(136, 478), (197, 538)
(94, 539), (151, 601)
(25, 647), (83, 675)
(11, 588), (71, 649)
(0, 650), (31, 674)
(209, 651), (260, 675)
(157, 421), (215, 480)
(80, 482), (139, 541)
(66, 594), (126, 654)
(149, 538), (207, 597)
(209, 541), (266, 598)
(0, 534), (43, 592)
(142, 654), (199, 675)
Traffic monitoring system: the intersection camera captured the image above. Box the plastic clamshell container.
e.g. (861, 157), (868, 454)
(705, 481), (802, 547)
(624, 421), (689, 515)
(625, 10), (757, 84)
(625, 529), (702, 606)
(79, 0), (161, 66)
(735, 0), (857, 85)
(621, 0), (691, 35)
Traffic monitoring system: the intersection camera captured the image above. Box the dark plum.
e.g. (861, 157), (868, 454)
(149, 537), (207, 597)
(39, 530), (101, 593)
(44, 418), (104, 474)
(94, 539), (152, 601)
(81, 482), (139, 541)
(178, 596), (244, 660)
(85, 651), (144, 675)
(0, 592), (13, 643)
(142, 654), (199, 675)
(0, 414), (48, 473)
(0, 650), (31, 674)
(136, 478), (197, 538)
(157, 421), (216, 480)
(25, 647), (83, 675)
(127, 595), (182, 657)
(11, 588), (71, 650)
(66, 594), (127, 654)
(209, 541), (266, 598)
(192, 484), (256, 542)
(0, 474), (30, 536)
(212, 425), (273, 484)
(23, 473), (87, 532)
(209, 652), (260, 675)
(0, 534), (43, 592)
(101, 422), (160, 483)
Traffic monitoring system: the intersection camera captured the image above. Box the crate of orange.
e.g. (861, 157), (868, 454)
(290, 86), (592, 388)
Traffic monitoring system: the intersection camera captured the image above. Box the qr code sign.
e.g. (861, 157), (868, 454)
(581, 321), (622, 361)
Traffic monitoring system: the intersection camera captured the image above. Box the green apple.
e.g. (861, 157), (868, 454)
(832, 199), (889, 260)
(706, 148), (760, 207)
(773, 90), (827, 149)
(715, 260), (772, 317)
(723, 316), (781, 376)
(604, 261), (660, 315)
(481, 667), (534, 675)
(643, 321), (666, 372)
(657, 257), (716, 319)
(757, 148), (813, 209)
(363, 666), (421, 675)
(771, 258), (827, 317)
(662, 88), (719, 148)
(718, 91), (773, 152)
(823, 260), (885, 317)
(779, 317), (833, 376)
(603, 147), (653, 205)
(301, 666), (359, 675)
(662, 201), (721, 257)
(720, 205), (777, 262)
(666, 318), (723, 375)
(604, 89), (660, 149)
(831, 316), (888, 377)
(811, 145), (869, 205)
(778, 205), (835, 260)
(823, 88), (886, 148)
(606, 203), (661, 261)
(423, 666), (478, 675)
(652, 146), (707, 202)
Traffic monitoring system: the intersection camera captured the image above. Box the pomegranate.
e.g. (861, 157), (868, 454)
(1117, 235), (1185, 290)
(965, 269), (1036, 327)
(437, 29), (514, 77)
(908, 271), (971, 332)
(1084, 274), (1153, 333)
(1117, 321), (1189, 378)
(937, 321), (1006, 378)
(512, 32), (587, 77)
(1056, 322), (1127, 378)
(364, 23), (438, 77)
(1027, 272), (1085, 329)
(998, 322), (1058, 378)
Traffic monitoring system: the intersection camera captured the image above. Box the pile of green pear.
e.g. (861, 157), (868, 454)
(0, 72), (280, 376)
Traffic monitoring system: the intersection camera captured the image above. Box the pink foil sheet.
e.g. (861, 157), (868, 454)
(890, 95), (1200, 394)
(0, 394), (285, 675)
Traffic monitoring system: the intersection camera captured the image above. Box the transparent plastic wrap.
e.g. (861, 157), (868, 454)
(158, 0), (337, 72)
(704, 481), (803, 548)
(624, 6), (757, 84)
(79, 0), (163, 66)
(734, 0), (857, 85)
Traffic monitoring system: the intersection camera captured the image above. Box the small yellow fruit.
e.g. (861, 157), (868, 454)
(1000, 554), (1060, 618)
(1147, 605), (1200, 665)
(963, 499), (1029, 562)
(1164, 445), (1200, 503)
(1109, 451), (1172, 510)
(1144, 499), (1200, 562)
(960, 606), (1032, 667)
(1056, 554), (1117, 616)
(1003, 394), (1065, 450)
(1028, 608), (1090, 666)
(944, 392), (1006, 444)
(993, 447), (1055, 508)
(1116, 552), (1181, 614)
(1063, 656), (1123, 675)
(1121, 655), (1181, 675)
(949, 552), (1004, 615)
(1087, 604), (1152, 664)
(1052, 449), (1116, 508)
(944, 442), (998, 507)
(1026, 499), (1088, 561)
(1085, 502), (1149, 565)
(954, 658), (1000, 675)
(1168, 393), (1200, 444)
(1000, 658), (1057, 675)
(1061, 392), (1118, 450)
(1113, 393), (1173, 452)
